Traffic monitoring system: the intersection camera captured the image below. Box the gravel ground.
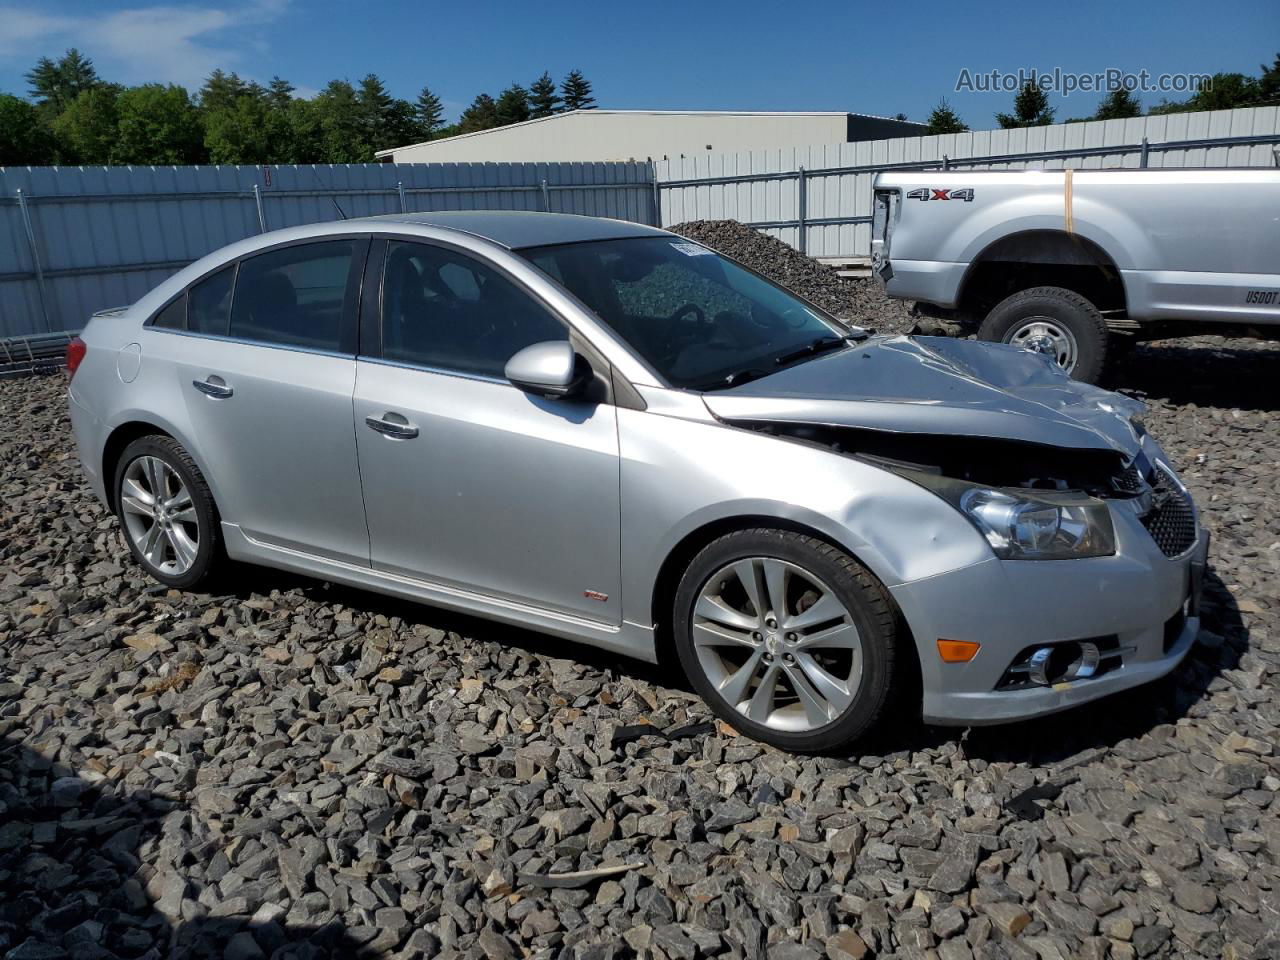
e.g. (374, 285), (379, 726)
(669, 221), (916, 335)
(1, 332), (1278, 960)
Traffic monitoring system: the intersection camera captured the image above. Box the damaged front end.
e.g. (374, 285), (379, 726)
(700, 334), (1195, 563)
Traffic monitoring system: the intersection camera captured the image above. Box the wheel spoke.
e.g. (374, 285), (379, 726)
(795, 621), (860, 651)
(693, 621), (758, 649)
(731, 560), (766, 620)
(166, 487), (195, 523)
(695, 594), (759, 631)
(146, 458), (167, 501)
(762, 559), (789, 624)
(794, 652), (854, 713)
(784, 662), (833, 726)
(120, 478), (155, 517)
(745, 663), (780, 723)
(142, 522), (167, 566)
(717, 648), (765, 706)
(167, 524), (197, 569)
(785, 591), (844, 630)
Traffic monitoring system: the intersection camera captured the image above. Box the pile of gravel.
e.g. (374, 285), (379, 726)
(1, 337), (1278, 960)
(669, 220), (915, 334)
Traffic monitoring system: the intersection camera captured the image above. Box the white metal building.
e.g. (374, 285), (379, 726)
(376, 110), (926, 164)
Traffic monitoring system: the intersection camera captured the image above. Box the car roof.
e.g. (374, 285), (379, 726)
(355, 210), (671, 249)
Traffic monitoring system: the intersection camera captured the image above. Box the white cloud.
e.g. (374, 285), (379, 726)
(0, 1), (290, 91)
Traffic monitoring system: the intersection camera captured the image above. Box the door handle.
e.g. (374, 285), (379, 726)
(365, 414), (419, 439)
(193, 377), (233, 399)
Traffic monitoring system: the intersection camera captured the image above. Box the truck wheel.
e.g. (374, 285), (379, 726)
(978, 286), (1108, 384)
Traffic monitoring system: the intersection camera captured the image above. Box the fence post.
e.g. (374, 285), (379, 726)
(796, 166), (807, 254)
(252, 184), (267, 232)
(942, 154), (950, 170)
(15, 189), (52, 332)
(651, 176), (662, 226)
(540, 179), (551, 212)
(397, 181), (408, 213)
(1139, 137), (1150, 169)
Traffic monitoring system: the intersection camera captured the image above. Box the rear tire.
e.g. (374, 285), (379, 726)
(978, 286), (1108, 384)
(113, 435), (223, 590)
(673, 528), (898, 753)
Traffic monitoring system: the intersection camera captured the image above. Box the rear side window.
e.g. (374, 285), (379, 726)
(152, 296), (186, 330)
(380, 240), (565, 378)
(189, 265), (235, 335)
(229, 241), (358, 352)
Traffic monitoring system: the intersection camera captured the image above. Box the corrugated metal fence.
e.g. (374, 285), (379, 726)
(0, 161), (655, 338)
(655, 106), (1280, 259)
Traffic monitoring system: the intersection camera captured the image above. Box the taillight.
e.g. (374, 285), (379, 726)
(66, 337), (87, 379)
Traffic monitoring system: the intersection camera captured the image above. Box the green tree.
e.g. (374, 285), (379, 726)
(112, 84), (205, 164)
(198, 69), (251, 113)
(0, 93), (57, 164)
(560, 69), (595, 111)
(495, 84), (530, 126)
(1260, 53), (1280, 105)
(924, 98), (967, 134)
(205, 94), (292, 163)
(284, 97), (325, 163)
(528, 71), (560, 118)
(266, 76), (295, 111)
(355, 73), (416, 153)
(1093, 88), (1142, 120)
(414, 85), (444, 138)
(25, 48), (100, 112)
(458, 93), (499, 133)
(996, 80), (1055, 128)
(314, 79), (370, 162)
(52, 85), (120, 163)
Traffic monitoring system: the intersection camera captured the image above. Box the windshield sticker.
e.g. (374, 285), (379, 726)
(670, 242), (714, 257)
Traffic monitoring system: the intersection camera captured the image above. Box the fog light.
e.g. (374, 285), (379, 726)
(937, 639), (981, 663)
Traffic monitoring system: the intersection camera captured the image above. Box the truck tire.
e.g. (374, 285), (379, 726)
(978, 286), (1108, 384)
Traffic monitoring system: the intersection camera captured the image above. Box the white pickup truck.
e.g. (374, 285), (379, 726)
(871, 169), (1280, 382)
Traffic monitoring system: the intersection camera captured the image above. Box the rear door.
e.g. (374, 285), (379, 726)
(353, 238), (622, 623)
(147, 237), (371, 564)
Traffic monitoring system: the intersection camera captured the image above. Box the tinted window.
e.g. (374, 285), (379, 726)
(229, 241), (357, 351)
(381, 241), (566, 378)
(153, 296), (186, 330)
(189, 266), (234, 336)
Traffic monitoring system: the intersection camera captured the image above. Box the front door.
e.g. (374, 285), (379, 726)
(353, 239), (622, 623)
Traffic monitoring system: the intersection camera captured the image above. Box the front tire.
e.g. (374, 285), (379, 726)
(978, 285), (1108, 384)
(113, 435), (222, 590)
(673, 529), (898, 753)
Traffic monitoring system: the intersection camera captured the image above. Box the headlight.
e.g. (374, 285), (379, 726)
(895, 469), (1116, 560)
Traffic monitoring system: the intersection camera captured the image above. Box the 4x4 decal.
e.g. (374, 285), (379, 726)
(906, 187), (975, 202)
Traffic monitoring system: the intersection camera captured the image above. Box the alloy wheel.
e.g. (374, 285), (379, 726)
(120, 456), (200, 576)
(692, 556), (863, 732)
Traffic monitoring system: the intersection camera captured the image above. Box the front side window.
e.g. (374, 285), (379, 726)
(380, 241), (566, 379)
(522, 236), (843, 390)
(188, 265), (235, 336)
(229, 241), (358, 351)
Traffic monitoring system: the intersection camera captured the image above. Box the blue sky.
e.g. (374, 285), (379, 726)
(1, 0), (1275, 129)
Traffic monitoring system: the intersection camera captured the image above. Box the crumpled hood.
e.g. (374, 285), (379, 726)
(701, 335), (1146, 455)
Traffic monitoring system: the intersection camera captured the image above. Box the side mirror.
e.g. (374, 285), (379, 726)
(505, 341), (588, 399)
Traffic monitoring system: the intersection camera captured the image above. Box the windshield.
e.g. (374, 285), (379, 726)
(519, 236), (846, 390)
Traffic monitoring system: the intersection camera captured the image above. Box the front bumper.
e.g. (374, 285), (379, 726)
(891, 507), (1209, 726)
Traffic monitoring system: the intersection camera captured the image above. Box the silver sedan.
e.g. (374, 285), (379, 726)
(67, 212), (1207, 752)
